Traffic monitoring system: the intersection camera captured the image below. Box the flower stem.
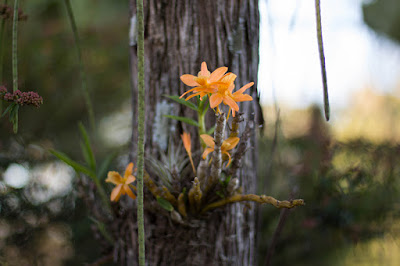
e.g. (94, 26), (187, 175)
(12, 0), (18, 92)
(0, 0), (7, 113)
(197, 105), (207, 149)
(136, 0), (146, 264)
(64, 0), (96, 130)
(0, 0), (7, 84)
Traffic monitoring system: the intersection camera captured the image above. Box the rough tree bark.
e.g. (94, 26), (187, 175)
(127, 1), (262, 265)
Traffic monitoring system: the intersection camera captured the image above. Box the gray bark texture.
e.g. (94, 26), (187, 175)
(127, 0), (262, 265)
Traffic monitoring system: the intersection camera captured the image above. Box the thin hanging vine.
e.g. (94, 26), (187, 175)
(315, 0), (330, 121)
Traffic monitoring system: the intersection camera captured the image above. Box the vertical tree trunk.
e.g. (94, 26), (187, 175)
(127, 1), (262, 265)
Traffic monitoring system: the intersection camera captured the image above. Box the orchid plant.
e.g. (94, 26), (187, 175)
(105, 62), (304, 225)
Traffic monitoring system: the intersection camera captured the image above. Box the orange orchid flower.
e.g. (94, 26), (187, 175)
(180, 62), (228, 101)
(200, 134), (240, 167)
(209, 73), (254, 118)
(181, 132), (196, 174)
(105, 162), (137, 202)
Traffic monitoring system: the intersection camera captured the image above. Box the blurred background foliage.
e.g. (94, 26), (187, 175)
(1, 0), (400, 265)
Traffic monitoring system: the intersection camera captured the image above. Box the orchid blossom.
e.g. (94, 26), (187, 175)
(200, 134), (240, 167)
(105, 162), (137, 201)
(180, 62), (228, 101)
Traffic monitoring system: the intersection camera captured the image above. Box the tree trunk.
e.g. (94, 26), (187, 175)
(127, 1), (262, 265)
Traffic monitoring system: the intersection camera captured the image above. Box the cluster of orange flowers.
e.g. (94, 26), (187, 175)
(180, 62), (253, 118)
(106, 62), (253, 202)
(179, 62), (253, 171)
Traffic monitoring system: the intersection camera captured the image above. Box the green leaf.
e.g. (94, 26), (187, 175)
(78, 122), (96, 171)
(97, 151), (118, 181)
(80, 141), (91, 167)
(156, 196), (174, 212)
(163, 94), (198, 111)
(215, 191), (225, 198)
(223, 175), (231, 186)
(89, 217), (114, 244)
(50, 149), (95, 178)
(1, 103), (15, 118)
(164, 115), (199, 127)
(206, 126), (215, 135)
(9, 104), (19, 133)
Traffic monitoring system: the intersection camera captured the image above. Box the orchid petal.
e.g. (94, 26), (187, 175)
(125, 175), (136, 184)
(202, 147), (215, 159)
(233, 94), (253, 102)
(124, 162), (134, 178)
(210, 94), (223, 108)
(200, 62), (210, 76)
(234, 82), (254, 95)
(200, 134), (215, 148)
(111, 185), (123, 201)
(209, 67), (228, 83)
(106, 171), (123, 185)
(223, 151), (233, 167)
(228, 84), (235, 93)
(185, 92), (203, 101)
(222, 137), (240, 151)
(220, 73), (237, 84)
(180, 74), (199, 87)
(223, 96), (239, 111)
(124, 184), (137, 200)
(179, 87), (201, 98)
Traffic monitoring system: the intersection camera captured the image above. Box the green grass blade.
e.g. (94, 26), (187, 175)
(50, 149), (95, 178)
(78, 122), (96, 171)
(163, 94), (198, 111)
(164, 115), (199, 127)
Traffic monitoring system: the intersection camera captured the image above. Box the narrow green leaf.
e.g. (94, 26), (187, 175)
(78, 122), (96, 171)
(164, 115), (199, 127)
(156, 196), (174, 212)
(97, 151), (118, 181)
(80, 141), (91, 167)
(163, 94), (198, 111)
(206, 126), (215, 135)
(89, 217), (114, 244)
(50, 149), (95, 178)
(1, 103), (15, 118)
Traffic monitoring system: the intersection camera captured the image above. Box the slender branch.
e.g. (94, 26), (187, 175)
(315, 0), (330, 121)
(64, 0), (95, 130)
(12, 0), (18, 92)
(229, 112), (243, 138)
(210, 113), (225, 185)
(135, 0), (146, 264)
(202, 194), (304, 213)
(228, 121), (253, 177)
